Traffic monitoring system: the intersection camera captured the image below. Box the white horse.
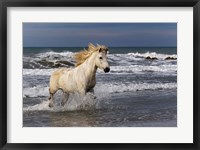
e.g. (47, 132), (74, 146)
(48, 43), (110, 107)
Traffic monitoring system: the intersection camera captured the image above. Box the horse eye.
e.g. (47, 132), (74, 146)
(99, 57), (103, 59)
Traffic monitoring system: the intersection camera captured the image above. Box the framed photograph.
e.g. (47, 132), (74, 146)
(0, 0), (199, 149)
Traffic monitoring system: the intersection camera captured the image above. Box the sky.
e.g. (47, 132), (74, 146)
(23, 23), (177, 47)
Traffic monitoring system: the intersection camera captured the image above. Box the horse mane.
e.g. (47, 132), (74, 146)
(74, 43), (107, 67)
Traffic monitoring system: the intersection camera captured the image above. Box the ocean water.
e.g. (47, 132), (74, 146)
(23, 47), (177, 127)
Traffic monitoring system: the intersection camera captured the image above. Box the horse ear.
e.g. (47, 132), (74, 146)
(99, 48), (102, 53)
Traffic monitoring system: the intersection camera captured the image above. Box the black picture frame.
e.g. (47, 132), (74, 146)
(0, 0), (199, 150)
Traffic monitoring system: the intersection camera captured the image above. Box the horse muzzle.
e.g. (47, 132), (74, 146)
(104, 67), (110, 73)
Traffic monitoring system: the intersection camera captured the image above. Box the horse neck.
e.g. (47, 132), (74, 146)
(81, 52), (97, 79)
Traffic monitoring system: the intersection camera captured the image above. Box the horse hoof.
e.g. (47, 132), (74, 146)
(49, 103), (54, 107)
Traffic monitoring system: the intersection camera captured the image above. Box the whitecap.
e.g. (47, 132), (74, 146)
(127, 52), (177, 60)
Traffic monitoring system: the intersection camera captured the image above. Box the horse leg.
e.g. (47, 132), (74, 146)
(48, 88), (57, 107)
(48, 94), (54, 107)
(88, 88), (96, 99)
(61, 92), (69, 107)
(80, 89), (87, 96)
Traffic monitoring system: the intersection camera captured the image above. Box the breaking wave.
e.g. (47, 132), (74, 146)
(23, 51), (177, 69)
(23, 82), (177, 98)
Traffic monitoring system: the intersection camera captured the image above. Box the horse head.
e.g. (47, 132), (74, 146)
(95, 46), (110, 73)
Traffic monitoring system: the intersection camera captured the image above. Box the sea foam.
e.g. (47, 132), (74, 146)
(23, 82), (177, 98)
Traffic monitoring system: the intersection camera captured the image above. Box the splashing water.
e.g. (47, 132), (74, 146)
(23, 92), (100, 112)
